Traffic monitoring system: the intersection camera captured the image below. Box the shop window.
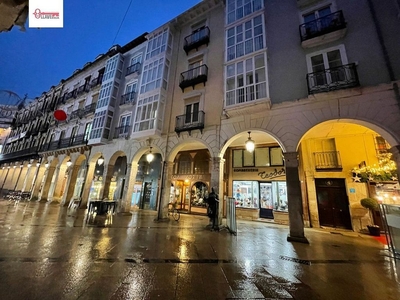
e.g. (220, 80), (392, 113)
(233, 180), (259, 209)
(193, 152), (209, 174)
(177, 153), (192, 174)
(270, 147), (283, 166)
(191, 182), (208, 208)
(271, 181), (288, 212)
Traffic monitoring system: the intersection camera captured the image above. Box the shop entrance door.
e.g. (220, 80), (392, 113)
(175, 180), (190, 212)
(141, 182), (152, 210)
(259, 182), (273, 219)
(315, 178), (352, 229)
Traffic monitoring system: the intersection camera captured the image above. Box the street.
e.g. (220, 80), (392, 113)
(0, 200), (399, 300)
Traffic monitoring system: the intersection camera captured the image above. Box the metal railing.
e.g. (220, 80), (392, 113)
(69, 109), (84, 120)
(175, 111), (205, 134)
(184, 26), (210, 54)
(0, 146), (38, 162)
(380, 204), (400, 258)
(314, 151), (342, 169)
(179, 64), (208, 91)
(120, 91), (136, 105)
(299, 10), (346, 42)
(83, 103), (97, 116)
(307, 63), (359, 94)
(113, 125), (130, 139)
(90, 76), (102, 88)
(126, 62), (141, 76)
(39, 134), (88, 152)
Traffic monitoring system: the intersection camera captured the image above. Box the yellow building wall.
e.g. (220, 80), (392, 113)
(300, 133), (380, 231)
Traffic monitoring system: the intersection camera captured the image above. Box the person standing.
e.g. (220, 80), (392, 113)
(206, 187), (219, 230)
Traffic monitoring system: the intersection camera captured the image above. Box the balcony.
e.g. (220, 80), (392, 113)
(0, 146), (39, 163)
(299, 11), (347, 48)
(90, 77), (102, 89)
(63, 89), (77, 102)
(179, 64), (208, 92)
(126, 62), (141, 76)
(76, 84), (90, 96)
(39, 123), (49, 133)
(183, 26), (210, 55)
(306, 63), (359, 94)
(314, 151), (342, 171)
(175, 111), (205, 136)
(113, 125), (130, 139)
(69, 109), (84, 120)
(120, 91), (136, 106)
(83, 103), (97, 116)
(39, 135), (88, 152)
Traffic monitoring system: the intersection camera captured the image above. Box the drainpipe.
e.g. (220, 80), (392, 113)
(156, 23), (182, 220)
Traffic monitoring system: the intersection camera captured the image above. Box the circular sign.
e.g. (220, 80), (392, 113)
(53, 110), (67, 121)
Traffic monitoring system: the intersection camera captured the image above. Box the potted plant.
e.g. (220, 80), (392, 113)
(360, 197), (381, 236)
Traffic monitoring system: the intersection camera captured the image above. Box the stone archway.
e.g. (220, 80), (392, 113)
(297, 119), (400, 233)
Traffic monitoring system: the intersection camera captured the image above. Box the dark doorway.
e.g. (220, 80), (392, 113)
(141, 182), (152, 210)
(315, 178), (352, 229)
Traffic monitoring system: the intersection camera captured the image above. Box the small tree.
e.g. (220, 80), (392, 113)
(360, 198), (380, 235)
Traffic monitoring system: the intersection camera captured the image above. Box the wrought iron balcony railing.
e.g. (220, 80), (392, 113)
(39, 134), (88, 152)
(39, 123), (49, 133)
(179, 64), (208, 92)
(306, 63), (359, 94)
(90, 77), (102, 88)
(0, 146), (39, 163)
(314, 151), (342, 170)
(183, 26), (210, 55)
(175, 111), (205, 136)
(113, 125), (130, 139)
(120, 91), (136, 106)
(83, 103), (97, 116)
(69, 109), (84, 120)
(126, 62), (141, 76)
(299, 10), (346, 42)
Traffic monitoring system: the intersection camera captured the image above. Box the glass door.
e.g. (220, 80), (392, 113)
(259, 182), (273, 219)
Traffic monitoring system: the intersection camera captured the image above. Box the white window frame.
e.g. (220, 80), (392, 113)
(130, 54), (142, 66)
(226, 0), (264, 25)
(298, 1), (337, 23)
(226, 13), (265, 62)
(306, 44), (348, 73)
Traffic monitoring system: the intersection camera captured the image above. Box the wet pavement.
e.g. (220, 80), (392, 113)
(0, 200), (399, 300)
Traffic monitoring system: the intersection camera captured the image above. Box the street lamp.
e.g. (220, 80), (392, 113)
(146, 147), (154, 163)
(45, 162), (49, 168)
(245, 131), (255, 152)
(97, 155), (104, 166)
(66, 159), (72, 167)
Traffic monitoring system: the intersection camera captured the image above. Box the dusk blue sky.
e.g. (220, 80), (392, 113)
(0, 0), (201, 102)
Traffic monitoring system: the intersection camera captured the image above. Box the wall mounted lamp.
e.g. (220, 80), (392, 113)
(245, 131), (255, 152)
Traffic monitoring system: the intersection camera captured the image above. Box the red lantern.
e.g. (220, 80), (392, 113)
(53, 110), (67, 122)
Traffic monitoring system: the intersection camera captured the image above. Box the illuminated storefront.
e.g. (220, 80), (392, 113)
(227, 145), (288, 221)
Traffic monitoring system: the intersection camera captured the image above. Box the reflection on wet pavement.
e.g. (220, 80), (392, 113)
(0, 201), (399, 300)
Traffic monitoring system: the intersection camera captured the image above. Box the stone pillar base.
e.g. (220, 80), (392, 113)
(287, 234), (309, 244)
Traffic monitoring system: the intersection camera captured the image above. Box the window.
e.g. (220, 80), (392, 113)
(232, 147), (283, 167)
(133, 94), (159, 132)
(193, 152), (209, 174)
(119, 114), (131, 127)
(307, 45), (348, 87)
(226, 53), (267, 106)
(130, 54), (142, 66)
(84, 122), (92, 140)
(184, 102), (199, 124)
(140, 58), (164, 93)
(375, 136), (389, 154)
(226, 14), (264, 61)
(303, 6), (332, 34)
(177, 153), (192, 174)
(233, 180), (259, 209)
(226, 0), (264, 24)
(145, 29), (169, 60)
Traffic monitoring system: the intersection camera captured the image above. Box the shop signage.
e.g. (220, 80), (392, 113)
(258, 168), (286, 179)
(233, 168), (259, 172)
(172, 174), (204, 180)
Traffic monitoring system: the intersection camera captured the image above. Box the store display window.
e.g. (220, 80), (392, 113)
(271, 181), (288, 211)
(191, 182), (208, 208)
(233, 180), (259, 208)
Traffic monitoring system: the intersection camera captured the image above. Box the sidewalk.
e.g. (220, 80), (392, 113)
(0, 200), (399, 300)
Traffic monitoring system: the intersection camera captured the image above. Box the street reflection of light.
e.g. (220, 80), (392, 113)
(179, 243), (188, 260)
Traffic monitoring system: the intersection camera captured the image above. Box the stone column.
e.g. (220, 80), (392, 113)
(210, 157), (225, 226)
(159, 161), (174, 219)
(4, 167), (17, 190)
(61, 165), (80, 206)
(100, 164), (114, 200)
(22, 165), (33, 192)
(283, 152), (309, 243)
(80, 163), (95, 208)
(32, 166), (46, 201)
(13, 167), (24, 191)
(47, 165), (60, 203)
(390, 145), (400, 181)
(120, 163), (138, 213)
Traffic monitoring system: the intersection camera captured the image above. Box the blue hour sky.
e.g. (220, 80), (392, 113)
(0, 0), (201, 102)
